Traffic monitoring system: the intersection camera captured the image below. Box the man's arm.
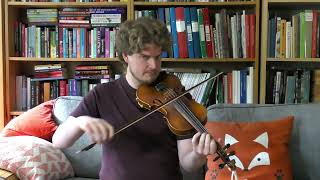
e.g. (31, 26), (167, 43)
(52, 116), (114, 149)
(177, 133), (216, 172)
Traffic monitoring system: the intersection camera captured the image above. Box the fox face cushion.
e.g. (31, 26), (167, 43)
(205, 116), (294, 180)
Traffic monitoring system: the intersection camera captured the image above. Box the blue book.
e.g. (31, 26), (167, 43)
(269, 17), (276, 58)
(158, 8), (168, 58)
(169, 7), (179, 58)
(72, 28), (77, 58)
(80, 28), (85, 58)
(190, 7), (200, 58)
(184, 7), (194, 58)
(63, 28), (67, 58)
(240, 70), (247, 103)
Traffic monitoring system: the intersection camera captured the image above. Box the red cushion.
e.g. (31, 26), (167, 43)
(205, 116), (294, 180)
(0, 100), (57, 141)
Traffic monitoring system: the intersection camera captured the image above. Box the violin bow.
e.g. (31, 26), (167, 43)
(76, 72), (224, 154)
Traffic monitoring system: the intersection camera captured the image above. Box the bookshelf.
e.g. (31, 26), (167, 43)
(2, 0), (260, 125)
(4, 0), (131, 122)
(0, 0), (5, 129)
(132, 0), (260, 105)
(260, 0), (320, 104)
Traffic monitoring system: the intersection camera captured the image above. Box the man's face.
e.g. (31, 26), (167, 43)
(124, 43), (162, 85)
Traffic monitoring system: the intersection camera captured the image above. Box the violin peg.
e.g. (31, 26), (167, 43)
(219, 163), (226, 169)
(212, 156), (220, 162)
(228, 151), (235, 157)
(223, 143), (230, 150)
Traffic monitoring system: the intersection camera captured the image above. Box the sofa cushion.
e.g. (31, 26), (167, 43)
(207, 103), (320, 180)
(0, 136), (74, 180)
(0, 100), (57, 141)
(53, 96), (101, 178)
(205, 116), (293, 180)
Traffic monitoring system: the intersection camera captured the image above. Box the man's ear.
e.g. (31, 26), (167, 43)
(122, 52), (128, 63)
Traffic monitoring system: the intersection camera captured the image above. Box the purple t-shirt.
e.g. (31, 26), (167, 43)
(70, 75), (190, 180)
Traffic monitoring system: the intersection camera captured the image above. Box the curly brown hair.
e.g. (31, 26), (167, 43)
(116, 17), (171, 67)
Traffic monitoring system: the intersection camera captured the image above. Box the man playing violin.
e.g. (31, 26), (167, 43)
(52, 17), (217, 180)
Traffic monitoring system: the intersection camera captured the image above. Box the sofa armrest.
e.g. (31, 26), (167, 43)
(0, 169), (19, 180)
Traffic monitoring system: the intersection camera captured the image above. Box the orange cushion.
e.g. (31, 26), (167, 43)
(0, 100), (57, 141)
(205, 116), (294, 180)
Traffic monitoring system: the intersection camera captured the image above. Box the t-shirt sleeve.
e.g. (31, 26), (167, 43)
(69, 88), (100, 118)
(176, 130), (196, 140)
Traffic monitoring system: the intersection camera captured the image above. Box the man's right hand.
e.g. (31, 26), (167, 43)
(77, 116), (114, 144)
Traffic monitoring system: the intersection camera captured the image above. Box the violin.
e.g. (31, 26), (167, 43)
(77, 72), (236, 171)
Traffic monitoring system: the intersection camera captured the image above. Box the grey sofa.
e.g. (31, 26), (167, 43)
(53, 96), (320, 180)
(53, 96), (204, 180)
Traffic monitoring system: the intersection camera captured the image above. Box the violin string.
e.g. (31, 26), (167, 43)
(177, 100), (207, 133)
(167, 88), (207, 133)
(166, 88), (207, 133)
(164, 89), (199, 130)
(169, 88), (207, 133)
(163, 86), (234, 169)
(166, 89), (229, 157)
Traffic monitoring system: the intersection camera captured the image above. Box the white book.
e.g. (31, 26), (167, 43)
(231, 16), (237, 58)
(223, 75), (228, 103)
(241, 10), (247, 58)
(246, 67), (254, 104)
(232, 70), (237, 104)
(27, 77), (31, 110)
(286, 21), (292, 58)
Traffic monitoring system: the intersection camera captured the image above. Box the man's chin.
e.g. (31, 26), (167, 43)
(142, 76), (158, 84)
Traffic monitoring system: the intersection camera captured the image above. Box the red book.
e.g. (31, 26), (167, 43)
(175, 7), (188, 58)
(59, 80), (67, 97)
(249, 14), (256, 58)
(77, 28), (81, 58)
(22, 23), (26, 57)
(245, 15), (250, 58)
(312, 10), (318, 58)
(202, 8), (213, 58)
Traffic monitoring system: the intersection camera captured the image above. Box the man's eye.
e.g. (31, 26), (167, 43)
(142, 56), (149, 60)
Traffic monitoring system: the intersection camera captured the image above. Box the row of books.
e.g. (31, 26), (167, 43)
(146, 0), (251, 1)
(15, 24), (119, 58)
(16, 0), (251, 1)
(214, 67), (254, 104)
(265, 69), (318, 104)
(15, 77), (115, 110)
(16, 0), (127, 2)
(170, 67), (254, 106)
(136, 7), (255, 59)
(57, 8), (125, 28)
(268, 10), (320, 59)
(174, 72), (212, 106)
(15, 8), (125, 58)
(16, 64), (116, 110)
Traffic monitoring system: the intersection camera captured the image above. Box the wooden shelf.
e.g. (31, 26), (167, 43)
(268, 0), (320, 3)
(267, 58), (320, 62)
(162, 58), (255, 62)
(9, 111), (24, 116)
(259, 0), (320, 103)
(8, 57), (255, 63)
(9, 57), (120, 62)
(3, 0), (261, 124)
(133, 1), (256, 6)
(7, 1), (128, 7)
